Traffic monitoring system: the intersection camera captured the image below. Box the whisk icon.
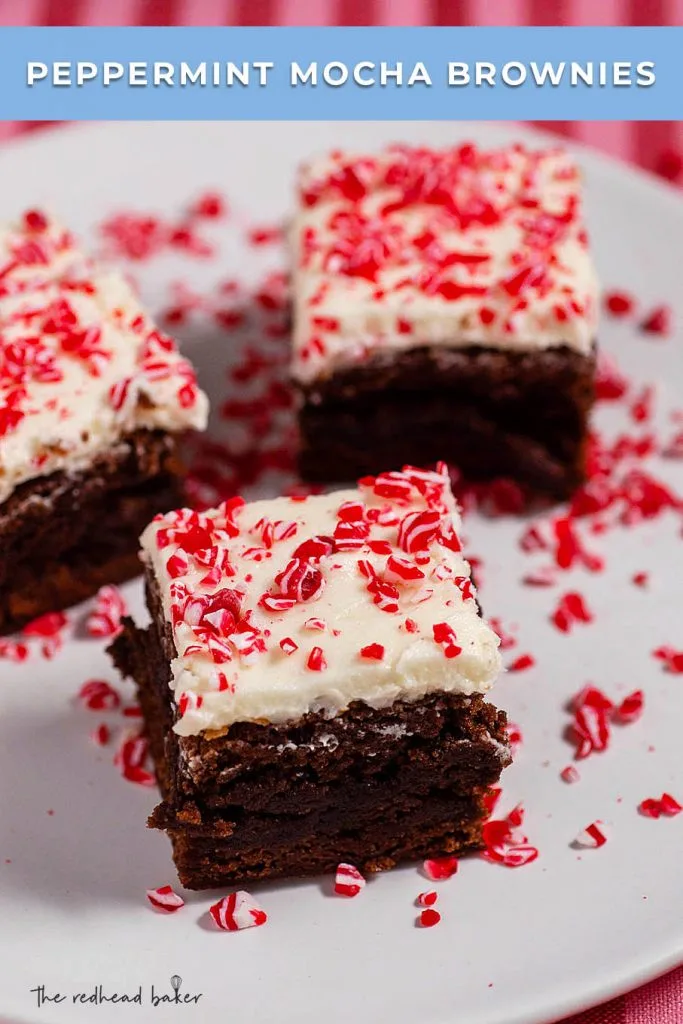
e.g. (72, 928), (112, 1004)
(170, 976), (182, 1001)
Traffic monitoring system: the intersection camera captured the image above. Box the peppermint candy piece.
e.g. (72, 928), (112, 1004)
(86, 585), (127, 638)
(115, 732), (156, 787)
(397, 510), (441, 554)
(506, 722), (523, 757)
(146, 885), (185, 913)
(384, 554), (425, 587)
(507, 654), (535, 672)
(21, 611), (68, 637)
(423, 857), (458, 881)
(417, 891), (438, 907)
(0, 640), (30, 662)
(640, 304), (672, 336)
(560, 765), (581, 784)
(359, 643), (384, 661)
(306, 646), (327, 672)
(78, 679), (121, 711)
(432, 622), (462, 659)
(573, 821), (608, 848)
(613, 690), (644, 724)
(275, 558), (325, 602)
(638, 793), (682, 819)
(90, 723), (111, 746)
(489, 843), (539, 868)
(419, 908), (441, 928)
(522, 567), (556, 588)
(334, 863), (366, 897)
(279, 637), (298, 655)
(209, 891), (268, 931)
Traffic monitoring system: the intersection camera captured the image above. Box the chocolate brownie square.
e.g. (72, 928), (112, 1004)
(0, 210), (208, 632)
(291, 143), (598, 500)
(110, 464), (510, 890)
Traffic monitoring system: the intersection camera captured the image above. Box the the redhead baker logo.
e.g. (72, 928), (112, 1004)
(30, 975), (203, 1008)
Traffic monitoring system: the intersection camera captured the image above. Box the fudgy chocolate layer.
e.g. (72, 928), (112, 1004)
(0, 430), (183, 633)
(110, 573), (511, 890)
(298, 343), (596, 500)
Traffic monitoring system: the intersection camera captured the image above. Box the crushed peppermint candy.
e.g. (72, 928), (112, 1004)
(419, 908), (442, 928)
(560, 765), (581, 784)
(0, 210), (207, 508)
(146, 885), (185, 913)
(0, 611), (70, 661)
(613, 690), (644, 724)
(638, 794), (682, 819)
(551, 592), (594, 634)
(423, 857), (458, 881)
(506, 722), (523, 757)
(334, 863), (366, 897)
(482, 804), (539, 868)
(90, 723), (111, 746)
(506, 654), (535, 672)
(209, 891), (268, 931)
(604, 290), (635, 317)
(77, 679), (121, 711)
(572, 821), (609, 849)
(293, 144), (597, 387)
(85, 586), (128, 638)
(0, 640), (29, 662)
(140, 467), (499, 736)
(652, 646), (683, 674)
(416, 891), (438, 907)
(640, 305), (672, 337)
(114, 732), (155, 787)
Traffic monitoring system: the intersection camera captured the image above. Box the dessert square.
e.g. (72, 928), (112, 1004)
(292, 142), (599, 500)
(110, 464), (510, 890)
(0, 210), (208, 632)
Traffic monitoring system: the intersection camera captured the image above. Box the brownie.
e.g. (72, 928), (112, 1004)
(109, 465), (510, 890)
(299, 343), (595, 498)
(0, 430), (182, 634)
(0, 209), (208, 632)
(113, 613), (509, 888)
(291, 143), (599, 500)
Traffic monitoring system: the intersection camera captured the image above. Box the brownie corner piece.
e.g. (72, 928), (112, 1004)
(291, 143), (598, 500)
(0, 209), (208, 633)
(112, 465), (511, 890)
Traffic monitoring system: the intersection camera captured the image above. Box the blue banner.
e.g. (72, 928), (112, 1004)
(0, 26), (678, 121)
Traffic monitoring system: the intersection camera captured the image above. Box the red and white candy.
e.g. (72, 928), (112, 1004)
(638, 793), (682, 819)
(146, 885), (185, 913)
(423, 857), (458, 881)
(334, 862), (366, 897)
(573, 821), (609, 848)
(78, 679), (121, 711)
(86, 585), (127, 638)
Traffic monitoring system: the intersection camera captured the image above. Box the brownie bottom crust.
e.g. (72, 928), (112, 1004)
(298, 343), (596, 501)
(111, 607), (511, 891)
(0, 430), (183, 634)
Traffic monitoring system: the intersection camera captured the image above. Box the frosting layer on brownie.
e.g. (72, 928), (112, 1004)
(140, 465), (502, 735)
(0, 211), (208, 503)
(291, 143), (599, 384)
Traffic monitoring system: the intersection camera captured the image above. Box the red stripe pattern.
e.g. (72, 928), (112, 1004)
(0, 0), (681, 1020)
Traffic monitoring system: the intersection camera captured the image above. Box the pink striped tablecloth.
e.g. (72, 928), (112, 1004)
(0, 2), (681, 1022)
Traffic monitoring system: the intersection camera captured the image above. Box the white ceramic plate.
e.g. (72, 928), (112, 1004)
(0, 122), (682, 1024)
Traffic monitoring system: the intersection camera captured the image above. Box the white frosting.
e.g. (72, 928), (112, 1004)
(140, 466), (502, 735)
(0, 213), (208, 503)
(291, 143), (599, 384)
